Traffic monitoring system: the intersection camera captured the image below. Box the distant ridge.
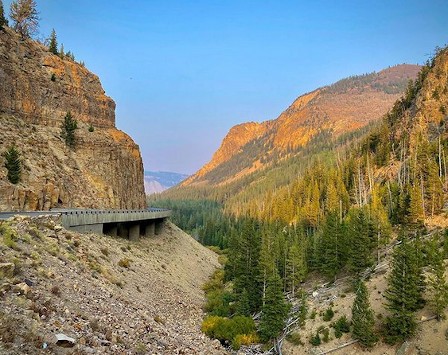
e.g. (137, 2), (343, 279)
(182, 64), (420, 187)
(144, 171), (189, 194)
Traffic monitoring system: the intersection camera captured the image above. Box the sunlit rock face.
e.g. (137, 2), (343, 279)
(0, 28), (146, 211)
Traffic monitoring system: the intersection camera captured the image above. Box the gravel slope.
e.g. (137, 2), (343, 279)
(0, 216), (226, 354)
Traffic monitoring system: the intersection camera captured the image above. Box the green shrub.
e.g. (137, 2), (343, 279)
(232, 333), (259, 350)
(202, 269), (225, 293)
(1, 224), (18, 249)
(286, 332), (304, 345)
(321, 327), (330, 343)
(309, 332), (321, 346)
(51, 73), (56, 81)
(335, 328), (343, 338)
(88, 124), (94, 132)
(201, 315), (255, 346)
(333, 315), (350, 334)
(118, 258), (131, 268)
(323, 308), (334, 321)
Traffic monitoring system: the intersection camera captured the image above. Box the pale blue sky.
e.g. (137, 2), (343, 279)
(3, 1), (448, 174)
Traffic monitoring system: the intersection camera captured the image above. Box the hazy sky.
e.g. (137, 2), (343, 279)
(3, 1), (447, 174)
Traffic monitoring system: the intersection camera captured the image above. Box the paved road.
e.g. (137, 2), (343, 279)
(0, 208), (169, 220)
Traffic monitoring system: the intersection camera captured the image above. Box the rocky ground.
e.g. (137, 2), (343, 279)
(0, 216), (226, 354)
(283, 248), (448, 355)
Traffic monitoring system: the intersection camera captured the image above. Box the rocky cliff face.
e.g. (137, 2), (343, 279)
(0, 28), (146, 211)
(184, 64), (420, 186)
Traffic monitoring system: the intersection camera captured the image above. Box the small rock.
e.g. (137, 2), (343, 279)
(0, 282), (11, 293)
(54, 225), (63, 232)
(105, 329), (113, 341)
(396, 341), (412, 355)
(0, 262), (15, 278)
(100, 340), (111, 346)
(24, 278), (34, 286)
(46, 232), (58, 239)
(55, 333), (76, 348)
(14, 282), (31, 295)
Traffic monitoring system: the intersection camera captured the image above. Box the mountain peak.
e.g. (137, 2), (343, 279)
(184, 64), (420, 186)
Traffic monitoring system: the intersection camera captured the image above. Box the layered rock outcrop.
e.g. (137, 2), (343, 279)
(0, 28), (146, 210)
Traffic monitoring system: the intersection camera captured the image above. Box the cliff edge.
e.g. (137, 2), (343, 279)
(0, 28), (146, 210)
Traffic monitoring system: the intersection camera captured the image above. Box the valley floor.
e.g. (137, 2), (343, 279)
(0, 217), (226, 354)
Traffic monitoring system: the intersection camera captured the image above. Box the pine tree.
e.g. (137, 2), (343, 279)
(59, 43), (64, 58)
(318, 212), (344, 279)
(236, 288), (251, 316)
(2, 146), (21, 184)
(259, 228), (276, 305)
(346, 207), (373, 274)
(427, 236), (448, 320)
(351, 280), (378, 348)
(383, 238), (424, 344)
(287, 239), (307, 298)
(60, 111), (78, 149)
(9, 0), (39, 38)
(0, 0), (8, 29)
(48, 28), (58, 54)
(231, 219), (262, 312)
(409, 183), (424, 225)
(258, 271), (291, 342)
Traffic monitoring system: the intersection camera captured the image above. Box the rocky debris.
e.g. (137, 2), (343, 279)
(0, 262), (14, 278)
(0, 216), (227, 354)
(13, 282), (31, 295)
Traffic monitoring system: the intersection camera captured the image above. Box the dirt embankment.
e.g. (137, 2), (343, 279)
(0, 216), (226, 354)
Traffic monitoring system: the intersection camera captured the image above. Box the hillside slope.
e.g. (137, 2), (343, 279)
(0, 28), (146, 211)
(0, 216), (225, 354)
(283, 255), (448, 355)
(184, 65), (419, 187)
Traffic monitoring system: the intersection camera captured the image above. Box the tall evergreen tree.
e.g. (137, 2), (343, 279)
(258, 271), (291, 342)
(427, 236), (448, 320)
(236, 288), (251, 317)
(0, 0), (8, 29)
(9, 0), (39, 38)
(287, 235), (307, 298)
(259, 227), (276, 305)
(59, 43), (64, 58)
(383, 238), (424, 344)
(48, 28), (58, 54)
(409, 183), (424, 225)
(318, 212), (345, 279)
(2, 146), (21, 184)
(351, 280), (378, 348)
(346, 207), (373, 274)
(230, 219), (262, 312)
(60, 111), (78, 149)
